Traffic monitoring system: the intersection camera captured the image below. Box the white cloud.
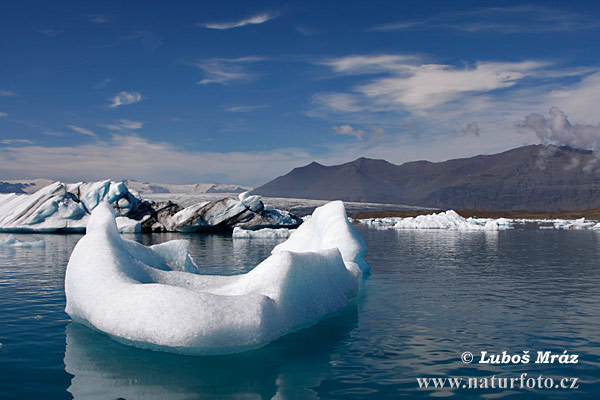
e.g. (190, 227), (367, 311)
(311, 93), (364, 113)
(224, 105), (267, 112)
(322, 54), (418, 75)
(1, 139), (33, 145)
(0, 90), (16, 96)
(100, 119), (143, 131)
(108, 91), (142, 108)
(0, 112), (7, 117)
(333, 125), (366, 140)
(373, 5), (600, 34)
(0, 134), (312, 186)
(357, 61), (545, 111)
(196, 57), (264, 86)
(68, 125), (96, 137)
(93, 78), (111, 89)
(546, 72), (600, 123)
(200, 12), (277, 30)
(516, 107), (600, 151)
(316, 55), (549, 114)
(332, 124), (386, 141)
(42, 131), (66, 137)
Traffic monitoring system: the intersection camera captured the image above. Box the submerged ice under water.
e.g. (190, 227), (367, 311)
(0, 226), (599, 399)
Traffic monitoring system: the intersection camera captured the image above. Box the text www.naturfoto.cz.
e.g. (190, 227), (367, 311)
(417, 374), (580, 390)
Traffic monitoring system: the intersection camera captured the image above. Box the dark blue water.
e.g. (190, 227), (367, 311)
(1, 227), (599, 399)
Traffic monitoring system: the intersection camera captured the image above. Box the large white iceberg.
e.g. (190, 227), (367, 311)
(65, 200), (368, 355)
(358, 210), (512, 231)
(0, 180), (140, 232)
(0, 180), (301, 233)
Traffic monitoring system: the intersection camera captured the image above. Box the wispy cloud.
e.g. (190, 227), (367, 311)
(224, 105), (267, 112)
(42, 131), (66, 137)
(93, 78), (111, 89)
(333, 124), (386, 141)
(0, 112), (7, 118)
(196, 57), (264, 85)
(316, 55), (548, 113)
(311, 93), (363, 113)
(107, 91), (143, 108)
(1, 139), (33, 145)
(200, 12), (277, 30)
(0, 90), (16, 97)
(100, 119), (143, 131)
(40, 28), (61, 37)
(321, 54), (419, 75)
(68, 125), (96, 137)
(91, 15), (110, 24)
(373, 5), (600, 34)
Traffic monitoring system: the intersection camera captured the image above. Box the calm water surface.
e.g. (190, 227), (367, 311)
(0, 226), (599, 399)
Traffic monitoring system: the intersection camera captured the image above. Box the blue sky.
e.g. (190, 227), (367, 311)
(2, 0), (600, 186)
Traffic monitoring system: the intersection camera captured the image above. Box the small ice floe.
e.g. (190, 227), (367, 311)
(358, 210), (512, 231)
(0, 234), (45, 248)
(232, 227), (293, 239)
(64, 201), (369, 355)
(553, 218), (597, 230)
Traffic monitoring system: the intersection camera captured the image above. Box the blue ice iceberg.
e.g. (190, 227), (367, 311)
(64, 201), (368, 355)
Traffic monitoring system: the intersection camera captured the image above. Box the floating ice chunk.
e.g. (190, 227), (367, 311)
(273, 201), (369, 276)
(553, 217), (596, 230)
(115, 217), (141, 233)
(358, 210), (512, 231)
(64, 201), (367, 355)
(392, 210), (488, 230)
(232, 227), (292, 239)
(0, 234), (45, 248)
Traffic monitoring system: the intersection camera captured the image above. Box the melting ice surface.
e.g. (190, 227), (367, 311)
(64, 200), (368, 355)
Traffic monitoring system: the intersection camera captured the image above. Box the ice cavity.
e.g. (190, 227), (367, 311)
(358, 210), (512, 231)
(64, 200), (368, 355)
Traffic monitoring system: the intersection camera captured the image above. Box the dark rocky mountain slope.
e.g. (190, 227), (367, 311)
(252, 145), (600, 211)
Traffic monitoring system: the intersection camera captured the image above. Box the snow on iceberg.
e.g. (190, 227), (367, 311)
(65, 200), (367, 355)
(358, 210), (512, 231)
(232, 227), (293, 239)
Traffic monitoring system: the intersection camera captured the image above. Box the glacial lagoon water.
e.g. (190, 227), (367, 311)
(1, 226), (599, 399)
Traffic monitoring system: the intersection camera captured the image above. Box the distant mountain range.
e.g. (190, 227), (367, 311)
(252, 145), (600, 211)
(0, 179), (251, 195)
(122, 180), (251, 195)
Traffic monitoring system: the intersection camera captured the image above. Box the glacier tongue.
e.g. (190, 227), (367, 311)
(64, 200), (368, 355)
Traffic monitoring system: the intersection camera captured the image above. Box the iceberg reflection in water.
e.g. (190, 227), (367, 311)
(64, 303), (359, 400)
